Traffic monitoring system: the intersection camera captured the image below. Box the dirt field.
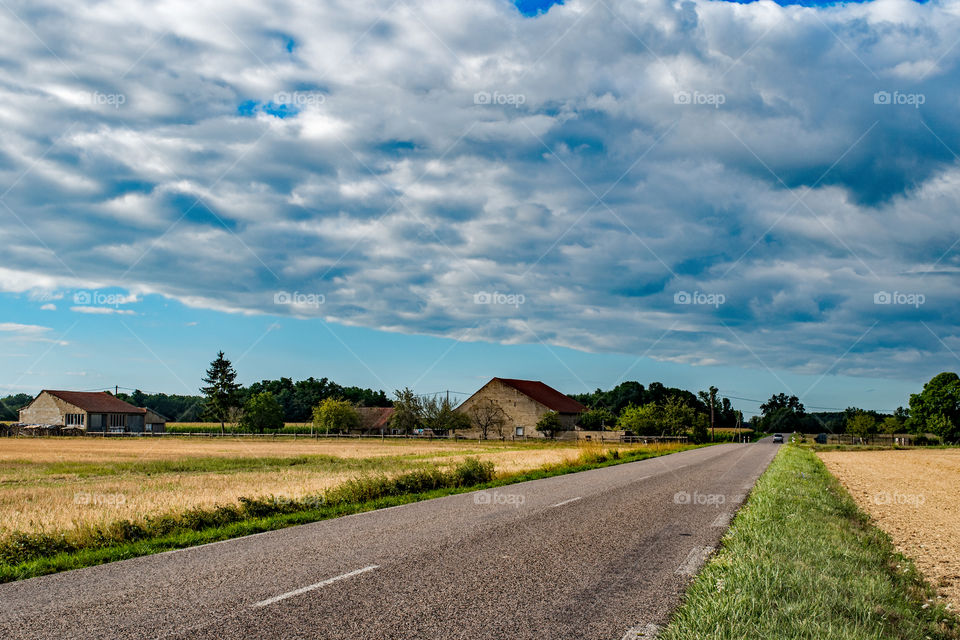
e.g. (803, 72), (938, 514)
(819, 449), (960, 609)
(0, 437), (666, 537)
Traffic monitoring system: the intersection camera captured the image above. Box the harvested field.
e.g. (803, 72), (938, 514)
(818, 448), (960, 610)
(0, 437), (670, 537)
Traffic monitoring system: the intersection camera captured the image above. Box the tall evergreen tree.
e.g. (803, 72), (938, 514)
(200, 351), (241, 434)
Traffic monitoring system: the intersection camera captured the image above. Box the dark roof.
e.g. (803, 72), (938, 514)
(40, 390), (146, 414)
(357, 407), (394, 431)
(493, 378), (587, 414)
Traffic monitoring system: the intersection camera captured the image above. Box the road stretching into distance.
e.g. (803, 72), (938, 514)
(0, 441), (780, 640)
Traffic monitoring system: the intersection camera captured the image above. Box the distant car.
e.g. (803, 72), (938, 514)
(773, 433), (784, 443)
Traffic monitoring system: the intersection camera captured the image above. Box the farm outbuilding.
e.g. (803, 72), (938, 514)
(18, 390), (167, 434)
(456, 377), (587, 438)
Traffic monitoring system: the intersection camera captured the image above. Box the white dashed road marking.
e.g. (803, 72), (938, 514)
(251, 565), (379, 608)
(549, 497), (582, 508)
(675, 546), (714, 576)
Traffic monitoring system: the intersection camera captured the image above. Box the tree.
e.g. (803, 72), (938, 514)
(389, 387), (423, 434)
(422, 395), (470, 435)
(240, 391), (284, 433)
(690, 414), (709, 444)
(697, 386), (719, 440)
(469, 398), (508, 439)
(908, 372), (960, 443)
(578, 408), (616, 431)
(760, 393), (805, 416)
(758, 393), (805, 434)
(880, 416), (903, 434)
(846, 411), (877, 439)
(617, 403), (659, 436)
(536, 411), (564, 439)
(312, 398), (360, 434)
(200, 351), (241, 434)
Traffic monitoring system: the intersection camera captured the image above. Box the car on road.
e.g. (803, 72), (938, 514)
(773, 433), (784, 443)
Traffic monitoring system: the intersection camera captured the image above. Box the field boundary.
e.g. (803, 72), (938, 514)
(657, 445), (960, 640)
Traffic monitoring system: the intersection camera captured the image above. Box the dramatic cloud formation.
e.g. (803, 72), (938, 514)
(1, 0), (959, 382)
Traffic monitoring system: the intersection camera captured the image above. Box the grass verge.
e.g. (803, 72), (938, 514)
(0, 443), (700, 582)
(659, 445), (959, 640)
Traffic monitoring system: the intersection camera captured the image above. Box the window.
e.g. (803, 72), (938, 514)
(515, 427), (524, 437)
(65, 413), (85, 426)
(109, 414), (125, 429)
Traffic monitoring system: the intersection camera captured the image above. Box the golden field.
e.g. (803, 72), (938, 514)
(819, 449), (960, 610)
(0, 437), (670, 537)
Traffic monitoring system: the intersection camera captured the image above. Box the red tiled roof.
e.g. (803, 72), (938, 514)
(357, 407), (394, 430)
(493, 378), (587, 414)
(41, 390), (146, 414)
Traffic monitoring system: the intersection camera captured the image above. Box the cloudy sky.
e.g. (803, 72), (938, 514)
(1, 0), (958, 416)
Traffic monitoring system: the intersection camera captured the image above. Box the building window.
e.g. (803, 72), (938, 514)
(65, 414), (85, 426)
(515, 427), (524, 436)
(109, 414), (125, 429)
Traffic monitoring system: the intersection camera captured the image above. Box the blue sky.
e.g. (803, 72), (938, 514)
(1, 0), (959, 417)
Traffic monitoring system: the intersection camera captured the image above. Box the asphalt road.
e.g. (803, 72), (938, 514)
(0, 442), (780, 640)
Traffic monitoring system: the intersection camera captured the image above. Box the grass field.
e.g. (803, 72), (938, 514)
(660, 446), (959, 640)
(0, 437), (652, 536)
(0, 437), (694, 581)
(819, 448), (960, 610)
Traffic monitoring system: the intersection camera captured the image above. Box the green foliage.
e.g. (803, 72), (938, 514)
(421, 395), (471, 434)
(908, 372), (960, 443)
(846, 411), (878, 438)
(0, 393), (33, 421)
(578, 408), (616, 430)
(200, 351), (241, 430)
(535, 411), (564, 438)
(389, 387), (423, 434)
(311, 398), (360, 434)
(617, 403), (659, 435)
(239, 391), (284, 433)
(659, 447), (960, 640)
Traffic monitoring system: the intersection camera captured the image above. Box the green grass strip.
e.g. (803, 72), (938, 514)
(659, 445), (960, 640)
(0, 444), (703, 582)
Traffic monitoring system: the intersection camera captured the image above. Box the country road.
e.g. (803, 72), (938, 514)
(0, 442), (779, 640)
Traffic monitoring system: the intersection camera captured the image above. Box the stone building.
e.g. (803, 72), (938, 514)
(456, 377), (586, 438)
(18, 390), (167, 433)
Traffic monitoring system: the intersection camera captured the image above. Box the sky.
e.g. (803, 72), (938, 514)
(0, 0), (956, 418)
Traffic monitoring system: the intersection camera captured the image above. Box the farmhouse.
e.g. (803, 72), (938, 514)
(354, 407), (396, 435)
(18, 390), (167, 434)
(456, 377), (587, 438)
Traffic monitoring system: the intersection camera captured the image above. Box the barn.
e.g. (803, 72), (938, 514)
(18, 390), (167, 434)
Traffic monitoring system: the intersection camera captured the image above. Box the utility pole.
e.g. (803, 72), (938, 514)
(115, 385), (118, 396)
(710, 386), (716, 442)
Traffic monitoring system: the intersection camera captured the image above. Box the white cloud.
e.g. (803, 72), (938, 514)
(70, 306), (137, 316)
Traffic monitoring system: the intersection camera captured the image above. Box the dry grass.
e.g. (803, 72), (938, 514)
(819, 448), (960, 611)
(0, 437), (661, 537)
